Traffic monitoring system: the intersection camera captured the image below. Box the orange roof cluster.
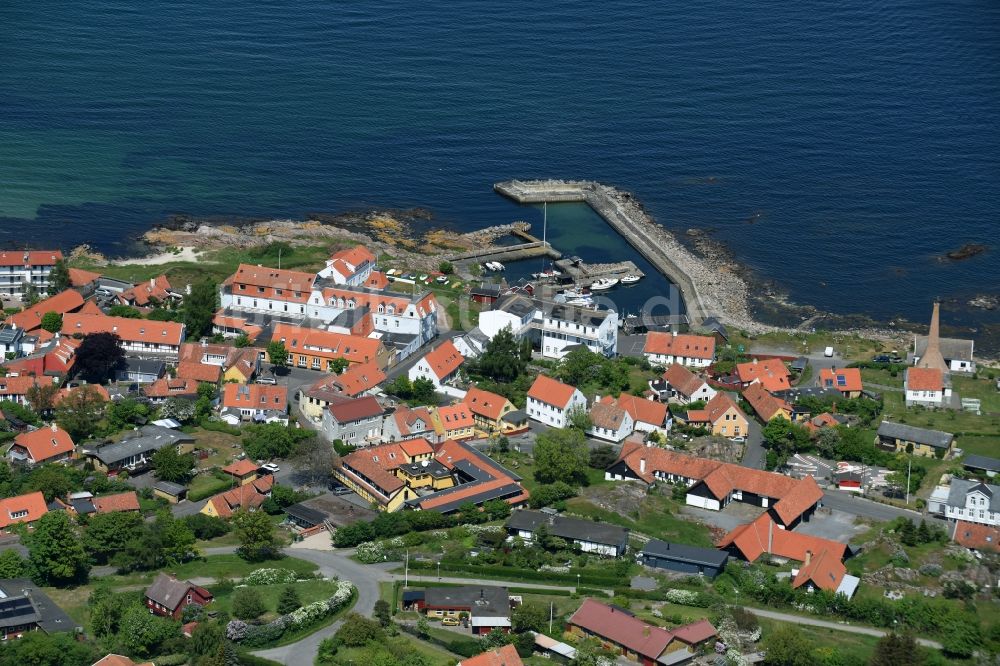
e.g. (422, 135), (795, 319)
(419, 340), (464, 381)
(211, 312), (264, 341)
(328, 245), (376, 272)
(413, 439), (528, 512)
(329, 360), (386, 397)
(643, 332), (716, 360)
(792, 548), (849, 593)
(62, 313), (185, 346)
(906, 367), (944, 392)
(736, 358), (791, 392)
(393, 406), (433, 437)
(230, 264), (316, 303)
(695, 392), (747, 425)
(718, 513), (848, 563)
(612, 394), (667, 427)
(819, 367), (863, 394)
(0, 375), (57, 400)
(145, 377), (199, 400)
(5, 289), (84, 331)
(205, 475), (274, 518)
(54, 383), (110, 405)
(92, 491), (141, 514)
(0, 251), (61, 267)
(4, 337), (82, 378)
(68, 267), (101, 287)
(527, 374), (579, 409)
(120, 275), (173, 307)
(12, 425), (74, 463)
(0, 491), (48, 529)
(463, 386), (512, 421)
(339, 440), (425, 496)
(661, 363), (708, 397)
(221, 383), (288, 410)
(222, 459), (260, 478)
(742, 382), (792, 421)
(272, 323), (383, 365)
(176, 361), (223, 383)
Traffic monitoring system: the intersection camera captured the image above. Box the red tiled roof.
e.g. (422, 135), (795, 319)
(0, 251), (61, 267)
(363, 271), (389, 290)
(145, 377), (199, 399)
(527, 374), (578, 409)
(419, 340), (464, 381)
(643, 332), (716, 360)
(175, 361), (223, 384)
(736, 359), (791, 392)
(0, 491), (48, 529)
(120, 275), (173, 307)
(671, 619), (718, 645)
(329, 245), (376, 271)
(62, 313), (185, 346)
(568, 599), (716, 660)
(590, 400), (630, 431)
(906, 367), (943, 392)
(331, 361), (386, 397)
(328, 395), (384, 423)
(222, 383), (288, 410)
(93, 655), (154, 666)
(54, 383), (110, 405)
(614, 394), (667, 427)
(13, 425), (75, 463)
(222, 459), (259, 477)
(5, 290), (85, 331)
(77, 300), (105, 316)
(230, 264), (316, 303)
(394, 406), (433, 436)
(952, 520), (1000, 552)
(68, 267), (101, 287)
(819, 367), (863, 394)
(340, 444), (409, 495)
(771, 476), (823, 526)
(458, 644), (524, 666)
(662, 363), (708, 398)
(272, 323), (383, 365)
(92, 491), (140, 514)
(742, 382), (791, 421)
(705, 392), (747, 425)
(399, 438), (434, 457)
(435, 404), (475, 433)
(414, 439), (529, 511)
(0, 375), (57, 400)
(463, 386), (512, 421)
(718, 513), (847, 563)
(792, 548), (847, 592)
(205, 475), (274, 518)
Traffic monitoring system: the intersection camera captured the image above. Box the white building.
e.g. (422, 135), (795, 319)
(913, 335), (976, 374)
(642, 331), (716, 368)
(904, 367), (951, 408)
(477, 295), (618, 360)
(317, 245), (376, 286)
(526, 375), (587, 428)
(651, 363), (717, 404)
(587, 401), (635, 443)
(320, 396), (386, 445)
(941, 479), (1000, 527)
(408, 339), (465, 390)
(0, 251), (63, 300)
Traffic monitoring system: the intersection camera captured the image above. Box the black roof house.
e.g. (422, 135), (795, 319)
(638, 539), (729, 578)
(505, 509), (630, 556)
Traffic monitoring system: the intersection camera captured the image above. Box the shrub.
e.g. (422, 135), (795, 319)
(233, 588), (266, 620)
(244, 568), (299, 586)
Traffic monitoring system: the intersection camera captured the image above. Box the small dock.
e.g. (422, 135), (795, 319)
(553, 258), (644, 285)
(446, 241), (560, 264)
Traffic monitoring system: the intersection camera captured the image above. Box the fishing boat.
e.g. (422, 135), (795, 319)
(566, 297), (595, 307)
(590, 278), (619, 291)
(531, 268), (562, 279)
(620, 274), (641, 285)
(560, 287), (590, 299)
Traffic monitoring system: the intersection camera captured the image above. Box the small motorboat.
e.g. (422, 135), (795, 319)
(485, 262), (500, 271)
(493, 261), (505, 271)
(590, 278), (619, 291)
(560, 287), (590, 298)
(566, 297), (595, 307)
(531, 268), (562, 279)
(620, 274), (641, 285)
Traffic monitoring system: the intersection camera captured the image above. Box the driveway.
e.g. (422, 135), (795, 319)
(740, 419), (765, 470)
(819, 491), (934, 525)
(794, 507), (868, 542)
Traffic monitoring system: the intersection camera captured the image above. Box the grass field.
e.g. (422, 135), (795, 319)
(731, 330), (891, 362)
(328, 633), (459, 666)
(187, 472), (233, 501)
(565, 494), (713, 547)
(210, 579), (339, 619)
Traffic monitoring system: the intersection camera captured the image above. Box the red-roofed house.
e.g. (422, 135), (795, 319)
(588, 399), (635, 443)
(462, 387), (518, 435)
(222, 459), (260, 486)
(567, 598), (717, 666)
(144, 377), (200, 403)
(0, 250), (63, 300)
(952, 520), (1000, 553)
(431, 404), (476, 441)
(3, 336), (81, 380)
(735, 358), (791, 393)
(643, 331), (716, 368)
(176, 361), (223, 384)
(654, 364), (717, 405)
(8, 424), (75, 465)
(678, 392), (749, 439)
(0, 375), (58, 406)
(742, 382), (793, 422)
(384, 405), (437, 443)
(819, 367), (863, 399)
(68, 267), (101, 290)
(0, 491), (48, 532)
(409, 340), (464, 389)
(458, 644), (524, 666)
(92, 491), (141, 514)
(118, 275), (181, 308)
(200, 475), (274, 519)
(526, 375), (587, 428)
(62, 313), (186, 357)
(905, 367), (950, 408)
(271, 323), (390, 371)
(613, 394), (669, 434)
(221, 384), (288, 423)
(319, 245), (376, 285)
(5, 289), (85, 332)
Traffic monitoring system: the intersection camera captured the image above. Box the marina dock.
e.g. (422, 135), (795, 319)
(494, 179), (710, 326)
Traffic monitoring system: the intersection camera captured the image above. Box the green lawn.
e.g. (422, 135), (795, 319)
(731, 330), (890, 362)
(757, 618), (881, 663)
(565, 494), (713, 547)
(210, 579), (339, 619)
(188, 473), (234, 501)
(860, 367), (904, 388)
(328, 633), (459, 666)
(880, 388), (1000, 458)
(97, 554), (320, 588)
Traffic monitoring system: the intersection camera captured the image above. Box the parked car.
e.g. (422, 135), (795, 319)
(441, 617), (460, 626)
(260, 463), (280, 473)
(872, 355), (891, 364)
(332, 487), (353, 496)
(435, 275), (448, 283)
(256, 374), (277, 385)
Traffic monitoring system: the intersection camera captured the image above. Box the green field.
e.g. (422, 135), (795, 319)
(565, 494), (713, 547)
(210, 579), (339, 619)
(326, 633), (458, 666)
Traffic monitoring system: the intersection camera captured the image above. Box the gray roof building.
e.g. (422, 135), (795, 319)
(86, 425), (194, 467)
(423, 585), (509, 616)
(505, 509), (629, 554)
(876, 421), (954, 449)
(964, 455), (1000, 475)
(947, 479), (1000, 512)
(0, 578), (77, 634)
(914, 335), (974, 362)
(640, 539), (729, 569)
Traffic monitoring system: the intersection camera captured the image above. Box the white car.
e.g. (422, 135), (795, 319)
(435, 275), (448, 283)
(260, 463), (280, 473)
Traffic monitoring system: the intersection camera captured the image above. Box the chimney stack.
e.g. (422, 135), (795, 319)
(805, 550), (813, 567)
(639, 458), (646, 474)
(767, 519), (774, 554)
(916, 301), (948, 372)
(50, 422), (57, 432)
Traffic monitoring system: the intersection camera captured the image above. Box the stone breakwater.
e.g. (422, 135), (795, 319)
(495, 179), (771, 333)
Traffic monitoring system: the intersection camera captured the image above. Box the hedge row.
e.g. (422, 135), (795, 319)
(409, 561), (622, 586)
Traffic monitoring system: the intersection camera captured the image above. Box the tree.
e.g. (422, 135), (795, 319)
(233, 509), (279, 561)
(942, 618), (982, 658)
(411, 377), (436, 403)
(39, 311), (62, 334)
(119, 603), (180, 657)
(83, 511), (145, 564)
(416, 613), (429, 638)
(27, 464), (77, 501)
(589, 444), (618, 470)
(439, 261), (454, 275)
(184, 280), (218, 339)
(25, 383), (59, 417)
(161, 397), (197, 422)
(761, 418), (811, 463)
(814, 427), (842, 459)
(75, 332), (125, 383)
(566, 406), (591, 432)
(151, 446), (196, 483)
(188, 622), (226, 662)
(108, 305), (143, 318)
(157, 513), (198, 564)
(534, 427), (589, 485)
(899, 518), (917, 546)
(106, 397), (149, 431)
(276, 585), (302, 615)
(329, 357), (350, 374)
(243, 422), (299, 460)
(0, 630), (99, 666)
(336, 612), (384, 646)
(476, 327), (527, 382)
(291, 437), (337, 486)
(373, 599), (391, 627)
(267, 341), (288, 369)
(480, 627), (511, 650)
(761, 626), (815, 666)
(25, 511), (90, 586)
(48, 258), (71, 293)
(0, 549), (27, 579)
(234, 333), (251, 348)
(916, 519), (931, 544)
(54, 384), (106, 440)
(512, 600), (546, 632)
(183, 513), (231, 540)
(870, 632), (922, 666)
(233, 587), (266, 620)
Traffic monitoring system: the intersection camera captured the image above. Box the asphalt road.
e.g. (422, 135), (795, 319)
(746, 607), (943, 649)
(820, 490), (935, 525)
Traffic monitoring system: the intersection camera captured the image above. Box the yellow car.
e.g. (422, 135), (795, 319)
(441, 617), (460, 626)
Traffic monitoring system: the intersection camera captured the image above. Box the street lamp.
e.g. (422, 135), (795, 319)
(437, 561), (441, 580)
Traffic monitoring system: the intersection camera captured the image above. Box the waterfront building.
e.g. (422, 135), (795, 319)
(642, 331), (715, 368)
(0, 251), (63, 300)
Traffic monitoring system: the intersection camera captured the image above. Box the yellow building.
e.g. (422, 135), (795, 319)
(463, 387), (519, 435)
(334, 439), (438, 512)
(876, 421), (954, 459)
(430, 404), (476, 441)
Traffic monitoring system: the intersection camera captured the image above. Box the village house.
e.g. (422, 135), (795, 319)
(83, 425), (194, 474)
(0, 492), (48, 533)
(567, 598), (717, 666)
(611, 394), (669, 434)
(4, 289), (84, 333)
(462, 386), (519, 435)
(587, 399), (635, 443)
(200, 475), (274, 518)
(0, 578), (77, 640)
(951, 521), (1000, 553)
(117, 275), (182, 308)
(317, 245), (376, 285)
(382, 405), (437, 443)
(904, 367), (951, 408)
(3, 336), (82, 381)
(144, 376), (200, 403)
(938, 479), (1000, 527)
(469, 282), (503, 306)
(299, 362), (386, 421)
(62, 313), (186, 358)
(178, 341), (260, 383)
(408, 339), (465, 390)
(221, 459), (260, 486)
(914, 335), (975, 374)
(963, 454), (1000, 479)
(642, 331), (716, 368)
(0, 326), (25, 359)
(637, 539), (729, 579)
(431, 403), (477, 441)
(0, 375), (58, 406)
(677, 392), (749, 439)
(220, 383), (288, 424)
(742, 382), (793, 423)
(153, 481), (187, 504)
(606, 439), (823, 527)
(271, 322), (391, 371)
(0, 250), (63, 300)
(116, 358), (166, 384)
(818, 367), (863, 399)
(505, 509), (630, 557)
(410, 586), (512, 635)
(650, 363), (717, 405)
(525, 374), (587, 428)
(7, 424), (74, 466)
(57, 491), (140, 516)
(477, 295), (536, 341)
(735, 358), (791, 392)
(458, 645), (523, 666)
(67, 267), (101, 293)
(876, 421), (954, 458)
(320, 395), (386, 445)
(144, 573), (213, 620)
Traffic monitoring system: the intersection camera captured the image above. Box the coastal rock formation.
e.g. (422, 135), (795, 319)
(943, 243), (988, 261)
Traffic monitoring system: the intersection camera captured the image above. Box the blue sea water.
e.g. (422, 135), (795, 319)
(1, 1), (999, 328)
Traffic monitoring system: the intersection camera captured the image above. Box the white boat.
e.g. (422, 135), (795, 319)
(566, 297), (595, 307)
(620, 274), (641, 285)
(493, 261), (505, 271)
(590, 278), (619, 291)
(560, 287), (590, 298)
(484, 262), (499, 271)
(531, 268), (562, 279)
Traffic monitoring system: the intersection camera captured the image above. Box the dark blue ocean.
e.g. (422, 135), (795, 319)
(2, 1), (999, 329)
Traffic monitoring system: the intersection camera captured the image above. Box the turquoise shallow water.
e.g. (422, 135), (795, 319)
(1, 1), (998, 327)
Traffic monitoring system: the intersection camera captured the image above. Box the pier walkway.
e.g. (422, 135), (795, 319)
(495, 179), (710, 326)
(446, 240), (560, 264)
